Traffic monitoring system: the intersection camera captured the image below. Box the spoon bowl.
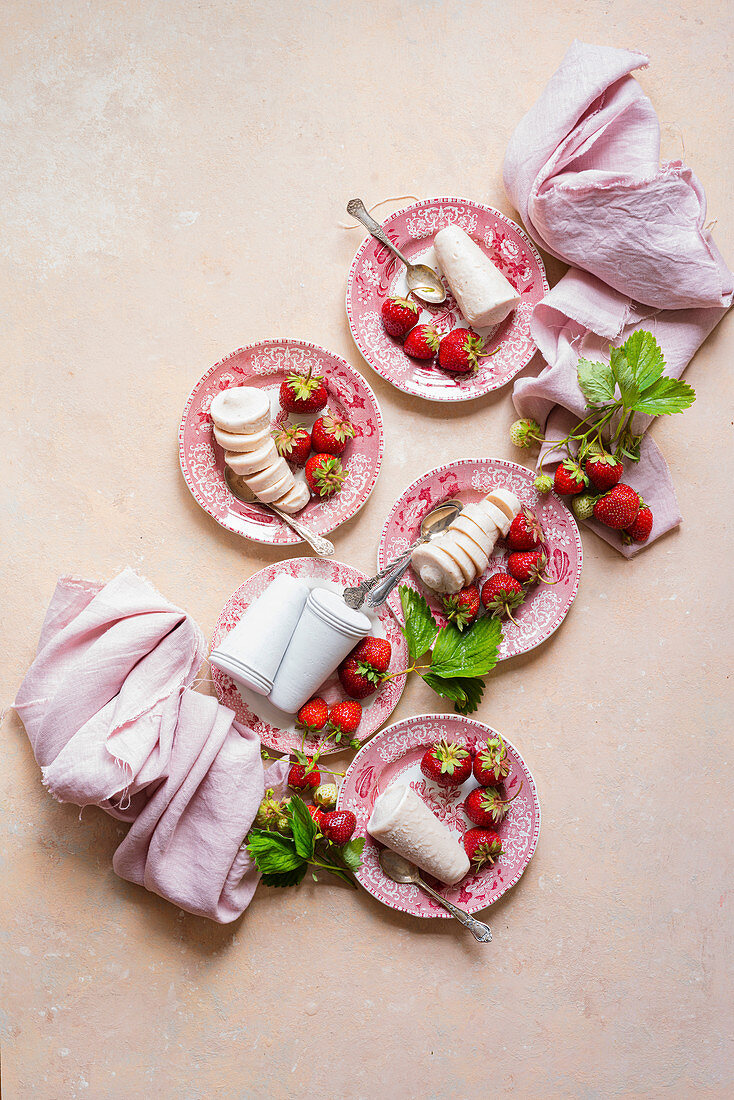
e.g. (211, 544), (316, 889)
(347, 198), (446, 305)
(224, 466), (335, 558)
(378, 847), (492, 942)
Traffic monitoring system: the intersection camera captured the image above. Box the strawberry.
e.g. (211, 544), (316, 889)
(337, 658), (377, 699)
(296, 697), (329, 734)
(509, 418), (542, 448)
(307, 804), (326, 830)
(338, 637), (391, 699)
(381, 295), (420, 338)
(507, 548), (551, 585)
(328, 700), (362, 737)
(572, 492), (597, 520)
(288, 760), (321, 790)
(442, 585), (480, 631)
(305, 453), (347, 498)
(464, 784), (522, 827)
(507, 506), (544, 551)
(350, 636), (392, 675)
(593, 483), (640, 530)
(585, 452), (624, 492)
(463, 828), (504, 869)
(420, 739), (472, 787)
(253, 788), (282, 829)
(553, 458), (588, 496)
(437, 328), (488, 373)
(279, 369), (328, 413)
(473, 736), (510, 786)
(312, 783), (339, 811)
(403, 324), (440, 360)
(272, 422), (311, 466)
(321, 810), (356, 845)
(623, 502), (653, 543)
(311, 414), (355, 456)
(534, 473), (553, 494)
(481, 572), (525, 625)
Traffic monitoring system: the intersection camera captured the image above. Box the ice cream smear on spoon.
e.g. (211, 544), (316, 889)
(434, 224), (521, 328)
(368, 783), (470, 886)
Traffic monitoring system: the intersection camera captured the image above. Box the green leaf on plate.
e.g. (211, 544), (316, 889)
(246, 830), (304, 875)
(429, 616), (502, 679)
(577, 357), (616, 406)
(399, 585), (439, 662)
(286, 794), (318, 860)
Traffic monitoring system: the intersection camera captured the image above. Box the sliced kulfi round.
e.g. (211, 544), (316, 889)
(246, 456), (291, 496)
(273, 481), (310, 514)
(368, 783), (470, 886)
(477, 498), (512, 538)
(484, 488), (522, 523)
(454, 505), (501, 552)
(256, 468), (295, 504)
(449, 529), (489, 576)
(411, 542), (464, 594)
(225, 440), (278, 476)
(213, 423), (273, 453)
(434, 224), (521, 329)
(439, 533), (478, 586)
(210, 387), (271, 434)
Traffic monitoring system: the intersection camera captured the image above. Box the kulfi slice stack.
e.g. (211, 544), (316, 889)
(210, 386), (309, 514)
(411, 487), (522, 594)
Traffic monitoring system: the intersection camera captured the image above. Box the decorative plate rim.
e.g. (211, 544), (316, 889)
(345, 195), (550, 403)
(338, 713), (542, 917)
(178, 337), (385, 545)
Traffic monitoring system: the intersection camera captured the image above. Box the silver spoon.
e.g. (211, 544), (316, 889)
(224, 467), (334, 557)
(342, 499), (462, 610)
(365, 498), (463, 609)
(346, 198), (446, 305)
(379, 849), (492, 942)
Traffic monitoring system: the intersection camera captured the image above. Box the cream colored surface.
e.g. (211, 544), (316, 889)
(1, 2), (732, 1097)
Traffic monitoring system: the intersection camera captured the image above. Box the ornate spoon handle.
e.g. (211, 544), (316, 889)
(416, 880), (492, 943)
(269, 505), (334, 557)
(346, 198), (411, 268)
(343, 548), (413, 609)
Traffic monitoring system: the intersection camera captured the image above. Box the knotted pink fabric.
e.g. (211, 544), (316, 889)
(14, 569), (288, 922)
(504, 40), (732, 554)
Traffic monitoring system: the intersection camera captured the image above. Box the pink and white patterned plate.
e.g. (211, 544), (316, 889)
(210, 558), (408, 756)
(338, 714), (540, 917)
(179, 339), (384, 545)
(346, 197), (548, 402)
(379, 458), (583, 660)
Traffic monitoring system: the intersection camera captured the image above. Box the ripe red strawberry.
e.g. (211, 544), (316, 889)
(473, 736), (510, 786)
(328, 700), (362, 736)
(481, 572), (525, 625)
(623, 502), (653, 544)
(337, 638), (391, 699)
(553, 459), (588, 496)
(585, 452), (624, 492)
(279, 369), (328, 413)
(350, 637), (392, 674)
(464, 784), (522, 827)
(380, 295), (420, 338)
(288, 760), (320, 790)
(307, 804), (326, 830)
(593, 483), (641, 530)
(442, 585), (480, 631)
(321, 810), (356, 845)
(507, 507), (544, 551)
(507, 548), (551, 586)
(311, 414), (355, 456)
(273, 422), (311, 466)
(463, 828), (504, 869)
(305, 453), (347, 498)
(420, 739), (472, 787)
(403, 324), (440, 360)
(437, 328), (489, 373)
(296, 697), (329, 733)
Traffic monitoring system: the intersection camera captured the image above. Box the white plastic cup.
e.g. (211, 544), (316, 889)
(268, 588), (371, 713)
(210, 574), (310, 696)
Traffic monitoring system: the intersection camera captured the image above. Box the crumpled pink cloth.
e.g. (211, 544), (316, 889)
(504, 40), (733, 554)
(14, 568), (288, 922)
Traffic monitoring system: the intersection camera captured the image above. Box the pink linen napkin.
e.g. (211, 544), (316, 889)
(14, 569), (288, 922)
(503, 40), (732, 554)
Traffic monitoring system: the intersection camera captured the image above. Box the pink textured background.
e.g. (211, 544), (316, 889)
(1, 2), (732, 1096)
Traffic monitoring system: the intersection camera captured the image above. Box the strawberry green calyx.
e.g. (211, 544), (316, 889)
(461, 332), (489, 371)
(477, 737), (510, 783)
(311, 456), (346, 497)
(572, 492), (598, 520)
(534, 473), (553, 494)
(562, 457), (588, 486)
(509, 418), (542, 448)
(433, 739), (470, 778)
(355, 660), (382, 685)
(319, 414), (355, 444)
(274, 423), (308, 457)
(394, 296), (419, 315)
(286, 369), (323, 401)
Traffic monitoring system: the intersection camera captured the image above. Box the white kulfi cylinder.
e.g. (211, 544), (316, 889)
(268, 588), (371, 713)
(368, 783), (470, 886)
(434, 224), (521, 328)
(210, 574), (310, 696)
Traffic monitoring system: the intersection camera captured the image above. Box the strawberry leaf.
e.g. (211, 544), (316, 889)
(621, 330), (666, 391)
(286, 794), (318, 860)
(421, 673), (485, 714)
(246, 830), (304, 874)
(338, 837), (366, 872)
(577, 358), (616, 406)
(429, 617), (502, 679)
(610, 345), (640, 408)
(631, 376), (696, 416)
(399, 585), (439, 661)
(261, 865), (307, 888)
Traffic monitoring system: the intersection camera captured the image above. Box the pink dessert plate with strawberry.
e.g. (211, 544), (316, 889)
(379, 458), (583, 660)
(346, 197), (548, 402)
(338, 714), (540, 918)
(210, 557), (408, 756)
(179, 339), (384, 546)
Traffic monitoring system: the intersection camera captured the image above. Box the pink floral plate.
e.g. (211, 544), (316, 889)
(338, 714), (540, 917)
(210, 557), (408, 756)
(346, 197), (548, 402)
(179, 339), (384, 545)
(379, 458), (583, 660)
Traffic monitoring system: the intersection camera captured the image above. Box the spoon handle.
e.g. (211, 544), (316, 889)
(269, 505), (335, 557)
(416, 881), (493, 943)
(346, 199), (411, 268)
(366, 554), (414, 608)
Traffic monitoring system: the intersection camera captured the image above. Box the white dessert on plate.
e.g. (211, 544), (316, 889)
(434, 224), (521, 328)
(214, 423), (273, 453)
(368, 783), (470, 886)
(210, 386), (271, 434)
(225, 440), (279, 476)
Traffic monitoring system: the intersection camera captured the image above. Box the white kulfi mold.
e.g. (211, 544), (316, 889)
(368, 783), (470, 886)
(434, 224), (521, 329)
